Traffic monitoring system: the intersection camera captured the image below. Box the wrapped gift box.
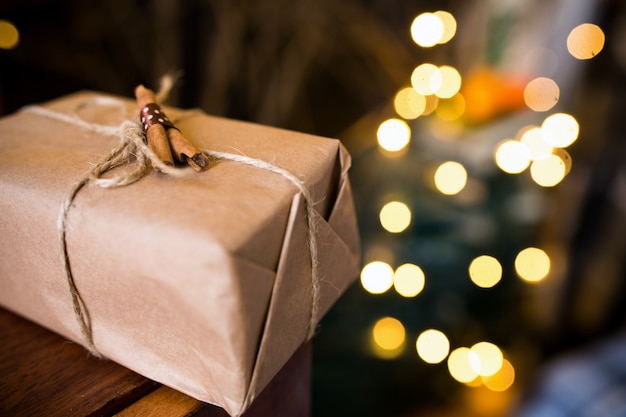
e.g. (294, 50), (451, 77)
(0, 92), (360, 416)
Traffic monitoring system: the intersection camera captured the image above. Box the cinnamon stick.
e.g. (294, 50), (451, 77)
(134, 85), (209, 172)
(167, 128), (209, 171)
(135, 85), (174, 170)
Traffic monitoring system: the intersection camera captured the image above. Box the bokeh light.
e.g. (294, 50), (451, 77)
(411, 13), (444, 48)
(567, 23), (605, 60)
(482, 359), (515, 391)
(541, 113), (579, 148)
(494, 140), (531, 174)
(377, 118), (411, 152)
(448, 347), (480, 383)
(515, 247), (551, 282)
(434, 161), (467, 195)
(422, 94), (440, 116)
(470, 342), (504, 377)
(380, 201), (412, 233)
(520, 127), (553, 160)
(393, 263), (426, 297)
(372, 317), (406, 351)
(551, 148), (572, 175)
(411, 63), (443, 96)
(361, 261), (394, 294)
(394, 87), (427, 120)
(435, 66), (462, 99)
(530, 154), (567, 187)
(524, 77), (560, 112)
(469, 255), (503, 288)
(464, 376), (484, 388)
(416, 329), (450, 364)
(434, 11), (456, 44)
(0, 20), (19, 50)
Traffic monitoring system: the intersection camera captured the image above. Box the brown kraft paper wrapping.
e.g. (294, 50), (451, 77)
(0, 91), (360, 416)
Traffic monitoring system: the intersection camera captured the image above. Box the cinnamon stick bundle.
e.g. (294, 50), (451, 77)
(135, 85), (209, 172)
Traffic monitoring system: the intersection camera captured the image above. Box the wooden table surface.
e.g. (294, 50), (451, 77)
(0, 308), (310, 417)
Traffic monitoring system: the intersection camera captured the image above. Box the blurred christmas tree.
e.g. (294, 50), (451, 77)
(313, 2), (611, 416)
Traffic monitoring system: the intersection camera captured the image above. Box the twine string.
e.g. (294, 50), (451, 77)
(205, 150), (320, 339)
(21, 94), (321, 356)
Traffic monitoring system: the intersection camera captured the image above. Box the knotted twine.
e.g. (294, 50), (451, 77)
(22, 84), (321, 357)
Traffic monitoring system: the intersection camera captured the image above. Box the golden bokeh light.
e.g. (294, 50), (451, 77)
(377, 118), (411, 152)
(551, 148), (572, 175)
(567, 23), (605, 60)
(372, 317), (406, 351)
(380, 201), (412, 233)
(524, 77), (560, 112)
(394, 87), (427, 120)
(515, 247), (551, 282)
(434, 11), (457, 44)
(435, 66), (462, 99)
(470, 342), (504, 377)
(541, 113), (579, 148)
(469, 255), (503, 288)
(422, 94), (440, 116)
(465, 376), (484, 388)
(416, 329), (450, 364)
(0, 20), (19, 50)
(393, 263), (425, 298)
(482, 359), (515, 391)
(434, 161), (467, 195)
(361, 261), (394, 294)
(411, 13), (444, 48)
(520, 127), (553, 160)
(435, 93), (465, 121)
(494, 140), (531, 174)
(448, 347), (480, 383)
(411, 63), (443, 96)
(530, 154), (567, 187)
